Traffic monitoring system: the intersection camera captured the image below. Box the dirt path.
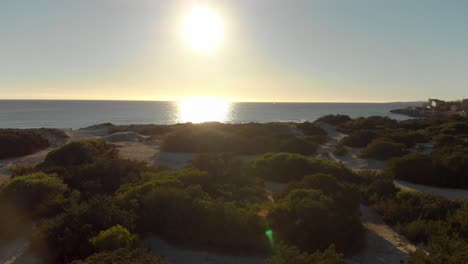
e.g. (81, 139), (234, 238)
(316, 124), (418, 263)
(350, 205), (416, 264)
(317, 124), (385, 170)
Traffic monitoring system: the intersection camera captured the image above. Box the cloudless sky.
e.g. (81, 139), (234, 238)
(1, 0), (468, 102)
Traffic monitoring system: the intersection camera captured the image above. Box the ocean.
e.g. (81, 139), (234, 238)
(0, 100), (418, 129)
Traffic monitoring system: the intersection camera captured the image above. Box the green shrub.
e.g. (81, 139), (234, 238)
(269, 189), (363, 253)
(359, 139), (407, 160)
(160, 122), (311, 154)
(42, 140), (118, 167)
(400, 220), (448, 244)
(296, 122), (326, 140)
(31, 196), (137, 263)
(408, 233), (468, 264)
(383, 129), (430, 147)
(90, 225), (138, 252)
(0, 129), (49, 158)
(279, 137), (319, 155)
(249, 153), (353, 183)
(116, 168), (269, 255)
(340, 130), (376, 148)
(0, 172), (70, 219)
(332, 144), (348, 156)
(363, 178), (397, 203)
(385, 153), (435, 183)
(315, 115), (351, 126)
(338, 116), (398, 132)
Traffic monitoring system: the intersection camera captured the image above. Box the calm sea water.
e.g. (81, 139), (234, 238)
(0, 100), (418, 129)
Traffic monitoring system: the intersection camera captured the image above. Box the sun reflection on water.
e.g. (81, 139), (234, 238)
(177, 97), (231, 123)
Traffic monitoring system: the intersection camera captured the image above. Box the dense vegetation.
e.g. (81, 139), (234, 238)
(361, 175), (468, 263)
(384, 122), (468, 188)
(249, 152), (356, 183)
(160, 122), (322, 155)
(359, 139), (407, 160)
(248, 153), (363, 255)
(340, 130), (376, 148)
(1, 116), (467, 263)
(332, 143), (348, 156)
(0, 129), (50, 158)
(315, 114), (351, 126)
(0, 136), (367, 263)
(330, 115), (468, 188)
(269, 174), (363, 254)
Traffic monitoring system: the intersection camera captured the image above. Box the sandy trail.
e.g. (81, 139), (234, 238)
(316, 124), (417, 263)
(317, 123), (385, 170)
(350, 205), (416, 264)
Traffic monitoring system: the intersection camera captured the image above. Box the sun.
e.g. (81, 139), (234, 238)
(182, 6), (224, 53)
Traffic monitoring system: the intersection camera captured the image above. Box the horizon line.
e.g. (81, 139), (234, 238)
(0, 98), (425, 104)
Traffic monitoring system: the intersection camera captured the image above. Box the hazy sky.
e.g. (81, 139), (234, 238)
(1, 0), (468, 102)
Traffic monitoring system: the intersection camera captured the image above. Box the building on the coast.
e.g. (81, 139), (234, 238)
(428, 99), (445, 109)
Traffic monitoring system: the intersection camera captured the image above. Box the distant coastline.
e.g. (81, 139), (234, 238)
(391, 98), (468, 118)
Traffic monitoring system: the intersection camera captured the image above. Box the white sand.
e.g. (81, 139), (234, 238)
(112, 140), (160, 164)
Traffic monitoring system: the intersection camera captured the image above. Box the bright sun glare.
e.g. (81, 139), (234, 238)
(178, 97), (230, 123)
(183, 6), (224, 53)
